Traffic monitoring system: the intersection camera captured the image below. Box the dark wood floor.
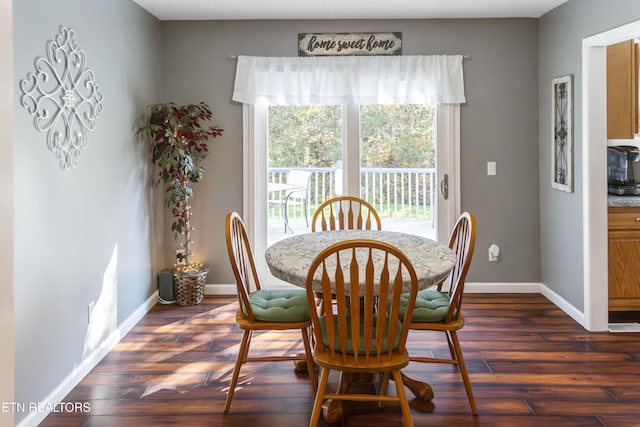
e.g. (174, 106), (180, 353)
(41, 294), (640, 427)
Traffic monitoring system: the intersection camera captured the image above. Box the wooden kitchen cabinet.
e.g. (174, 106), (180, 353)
(607, 39), (639, 139)
(608, 206), (640, 311)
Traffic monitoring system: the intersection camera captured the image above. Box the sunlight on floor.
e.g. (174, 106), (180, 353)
(135, 301), (308, 399)
(83, 245), (118, 358)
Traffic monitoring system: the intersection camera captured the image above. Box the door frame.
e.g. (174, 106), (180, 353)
(436, 103), (461, 243)
(582, 19), (640, 331)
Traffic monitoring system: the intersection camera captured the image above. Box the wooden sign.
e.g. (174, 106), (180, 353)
(298, 32), (402, 56)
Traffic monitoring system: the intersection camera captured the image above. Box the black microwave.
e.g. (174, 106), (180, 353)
(608, 145), (640, 195)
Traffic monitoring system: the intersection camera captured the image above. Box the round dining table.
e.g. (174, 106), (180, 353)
(266, 229), (455, 291)
(265, 229), (456, 421)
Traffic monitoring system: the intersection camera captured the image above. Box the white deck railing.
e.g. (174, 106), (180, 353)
(268, 166), (437, 222)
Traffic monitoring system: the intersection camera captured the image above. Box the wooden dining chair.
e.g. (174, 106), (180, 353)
(305, 239), (419, 427)
(310, 196), (382, 315)
(401, 211), (478, 415)
(223, 211), (317, 413)
(311, 195), (382, 232)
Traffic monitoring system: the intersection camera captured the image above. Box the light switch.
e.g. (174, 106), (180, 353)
(487, 161), (496, 176)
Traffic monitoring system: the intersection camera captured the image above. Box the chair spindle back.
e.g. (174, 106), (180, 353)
(443, 212), (476, 323)
(306, 239), (418, 365)
(225, 212), (262, 322)
(312, 196), (382, 232)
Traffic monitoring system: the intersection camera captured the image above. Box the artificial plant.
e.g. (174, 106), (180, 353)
(138, 102), (223, 271)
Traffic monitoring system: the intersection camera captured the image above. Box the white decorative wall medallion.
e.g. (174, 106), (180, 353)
(20, 26), (103, 170)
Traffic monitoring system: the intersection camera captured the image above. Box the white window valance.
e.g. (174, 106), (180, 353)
(232, 55), (466, 105)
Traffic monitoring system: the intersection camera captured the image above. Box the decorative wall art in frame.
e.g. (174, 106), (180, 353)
(19, 26), (103, 170)
(551, 74), (573, 193)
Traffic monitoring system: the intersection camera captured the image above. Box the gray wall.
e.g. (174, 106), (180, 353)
(161, 18), (541, 286)
(12, 0), (162, 423)
(539, 0), (640, 311)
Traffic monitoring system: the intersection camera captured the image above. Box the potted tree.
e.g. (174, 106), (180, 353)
(138, 102), (223, 305)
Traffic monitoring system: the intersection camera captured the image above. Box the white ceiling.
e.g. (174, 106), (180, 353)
(132, 0), (570, 21)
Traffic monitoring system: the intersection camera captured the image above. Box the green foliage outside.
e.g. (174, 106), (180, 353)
(360, 104), (436, 168)
(268, 105), (342, 168)
(268, 104), (436, 169)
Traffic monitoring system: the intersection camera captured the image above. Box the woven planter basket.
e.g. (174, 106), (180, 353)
(173, 267), (209, 306)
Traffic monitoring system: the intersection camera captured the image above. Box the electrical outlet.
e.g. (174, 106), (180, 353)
(88, 301), (95, 324)
(488, 244), (500, 262)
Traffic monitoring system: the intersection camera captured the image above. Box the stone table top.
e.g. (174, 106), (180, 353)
(265, 229), (455, 294)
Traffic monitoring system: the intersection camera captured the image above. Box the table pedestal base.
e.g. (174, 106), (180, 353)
(319, 371), (434, 423)
(399, 373), (434, 402)
(294, 358), (308, 372)
(322, 372), (351, 424)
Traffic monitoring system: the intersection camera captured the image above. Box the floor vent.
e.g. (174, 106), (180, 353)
(608, 323), (640, 333)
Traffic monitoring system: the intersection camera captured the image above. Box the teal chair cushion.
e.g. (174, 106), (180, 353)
(318, 315), (402, 354)
(399, 289), (451, 322)
(247, 288), (311, 322)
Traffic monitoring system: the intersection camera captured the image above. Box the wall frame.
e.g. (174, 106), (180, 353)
(551, 74), (573, 192)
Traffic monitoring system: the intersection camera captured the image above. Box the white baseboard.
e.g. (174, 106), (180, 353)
(466, 281), (586, 328)
(17, 291), (159, 427)
(540, 283), (586, 326)
(205, 283), (236, 295)
(204, 282), (298, 295)
(209, 281), (557, 296)
(464, 282), (543, 293)
(210, 281), (548, 296)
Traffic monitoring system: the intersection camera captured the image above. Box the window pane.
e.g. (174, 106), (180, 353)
(360, 104), (436, 234)
(267, 105), (342, 242)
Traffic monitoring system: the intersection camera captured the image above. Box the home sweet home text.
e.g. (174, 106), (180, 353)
(298, 33), (402, 56)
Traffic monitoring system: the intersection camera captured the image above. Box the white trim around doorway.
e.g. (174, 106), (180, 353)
(582, 19), (640, 331)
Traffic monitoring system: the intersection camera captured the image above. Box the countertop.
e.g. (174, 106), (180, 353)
(608, 195), (640, 207)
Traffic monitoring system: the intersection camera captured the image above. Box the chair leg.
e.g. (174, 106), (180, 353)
(301, 326), (317, 393)
(445, 331), (457, 360)
(224, 329), (251, 413)
(391, 370), (414, 427)
(450, 331), (478, 416)
(379, 372), (391, 408)
(309, 367), (330, 427)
